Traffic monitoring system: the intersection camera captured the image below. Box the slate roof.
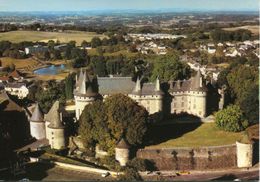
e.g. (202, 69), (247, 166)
(75, 71), (98, 97)
(169, 70), (207, 92)
(76, 70), (163, 96)
(132, 83), (164, 96)
(116, 138), (130, 149)
(30, 103), (44, 122)
(97, 77), (135, 95)
(45, 101), (64, 129)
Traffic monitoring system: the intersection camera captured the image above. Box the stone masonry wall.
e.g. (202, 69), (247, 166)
(137, 144), (236, 170)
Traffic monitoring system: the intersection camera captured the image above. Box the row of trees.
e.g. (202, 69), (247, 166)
(211, 29), (252, 42)
(215, 60), (259, 132)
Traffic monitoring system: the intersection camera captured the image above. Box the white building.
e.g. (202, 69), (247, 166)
(5, 82), (30, 99)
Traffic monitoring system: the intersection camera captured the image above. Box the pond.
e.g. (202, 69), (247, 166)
(34, 64), (66, 75)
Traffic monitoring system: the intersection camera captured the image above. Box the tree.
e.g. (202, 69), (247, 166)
(226, 65), (258, 106)
(65, 74), (74, 100)
(240, 85), (259, 124)
(90, 56), (107, 76)
(79, 94), (149, 154)
(215, 105), (248, 132)
(151, 56), (191, 82)
(91, 37), (102, 48)
(35, 80), (65, 113)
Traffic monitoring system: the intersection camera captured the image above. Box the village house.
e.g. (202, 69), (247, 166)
(25, 45), (48, 55)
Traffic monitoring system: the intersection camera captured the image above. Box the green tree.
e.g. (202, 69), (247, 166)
(215, 105), (248, 132)
(78, 94), (148, 154)
(151, 56), (191, 82)
(240, 85), (259, 124)
(91, 37), (102, 48)
(226, 65), (258, 106)
(35, 80), (65, 113)
(65, 74), (74, 100)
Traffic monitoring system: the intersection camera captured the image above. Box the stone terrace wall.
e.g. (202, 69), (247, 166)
(136, 144), (236, 170)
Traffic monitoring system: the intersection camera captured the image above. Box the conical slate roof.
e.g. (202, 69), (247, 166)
(45, 101), (64, 129)
(30, 103), (44, 122)
(190, 70), (207, 91)
(76, 70), (98, 97)
(116, 138), (130, 149)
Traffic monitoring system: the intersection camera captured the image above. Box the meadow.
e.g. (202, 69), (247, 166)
(0, 30), (107, 46)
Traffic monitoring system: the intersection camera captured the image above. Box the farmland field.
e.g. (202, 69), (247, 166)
(0, 30), (107, 45)
(223, 25), (259, 35)
(0, 57), (39, 69)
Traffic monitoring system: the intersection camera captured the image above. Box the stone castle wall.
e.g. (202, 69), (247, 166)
(170, 91), (207, 118)
(137, 144), (236, 170)
(129, 94), (163, 114)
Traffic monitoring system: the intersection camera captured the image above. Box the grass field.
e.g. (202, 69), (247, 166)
(88, 48), (140, 58)
(223, 25), (259, 35)
(0, 30), (107, 46)
(146, 123), (243, 148)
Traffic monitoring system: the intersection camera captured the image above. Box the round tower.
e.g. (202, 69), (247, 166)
(74, 70), (98, 120)
(189, 70), (207, 118)
(45, 101), (66, 149)
(115, 138), (130, 166)
(29, 103), (46, 140)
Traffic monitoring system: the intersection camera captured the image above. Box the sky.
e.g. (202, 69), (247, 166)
(0, 0), (259, 12)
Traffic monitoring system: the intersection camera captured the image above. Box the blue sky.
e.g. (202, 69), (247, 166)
(0, 0), (259, 12)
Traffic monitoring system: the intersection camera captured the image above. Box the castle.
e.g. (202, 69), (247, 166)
(29, 69), (207, 153)
(74, 69), (207, 120)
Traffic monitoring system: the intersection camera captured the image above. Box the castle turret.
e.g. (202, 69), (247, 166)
(74, 70), (99, 120)
(190, 70), (207, 117)
(115, 138), (130, 166)
(29, 103), (46, 140)
(45, 101), (66, 149)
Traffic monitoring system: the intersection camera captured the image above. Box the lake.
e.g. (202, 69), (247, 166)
(34, 64), (65, 75)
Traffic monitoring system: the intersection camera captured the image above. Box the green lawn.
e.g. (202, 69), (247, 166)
(0, 30), (107, 46)
(146, 123), (243, 148)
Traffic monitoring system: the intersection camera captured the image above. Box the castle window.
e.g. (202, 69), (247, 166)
(181, 102), (184, 107)
(199, 111), (202, 115)
(193, 104), (196, 109)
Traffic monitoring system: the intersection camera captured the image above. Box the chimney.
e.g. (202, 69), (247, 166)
(169, 80), (174, 90)
(135, 77), (141, 92)
(177, 80), (181, 89)
(155, 76), (160, 91)
(200, 77), (203, 87)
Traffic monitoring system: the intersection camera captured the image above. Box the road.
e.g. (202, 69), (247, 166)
(1, 162), (114, 181)
(143, 168), (259, 181)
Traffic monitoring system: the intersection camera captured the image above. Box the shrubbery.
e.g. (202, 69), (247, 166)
(215, 105), (248, 132)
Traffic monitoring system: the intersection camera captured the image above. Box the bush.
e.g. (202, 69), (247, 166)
(100, 155), (122, 171)
(215, 105), (248, 132)
(119, 167), (142, 181)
